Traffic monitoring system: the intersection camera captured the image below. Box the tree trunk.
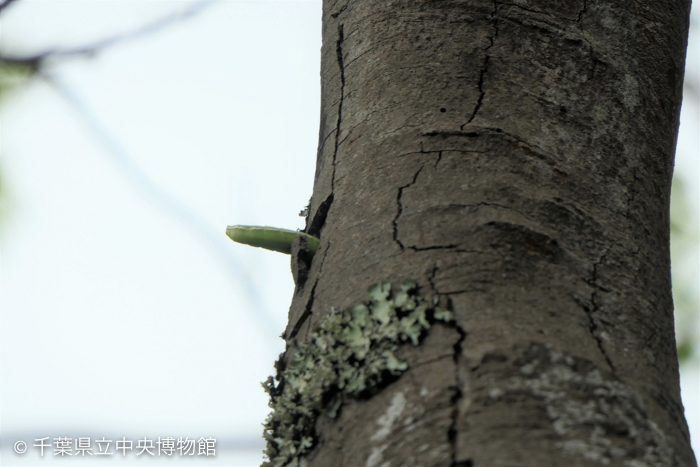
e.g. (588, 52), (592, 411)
(269, 0), (696, 466)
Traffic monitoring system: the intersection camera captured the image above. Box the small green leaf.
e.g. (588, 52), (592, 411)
(226, 225), (319, 256)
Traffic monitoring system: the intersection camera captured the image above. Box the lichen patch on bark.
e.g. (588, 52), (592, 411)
(458, 343), (677, 466)
(262, 281), (454, 467)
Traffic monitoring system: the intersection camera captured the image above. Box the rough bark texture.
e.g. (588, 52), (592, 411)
(283, 0), (695, 465)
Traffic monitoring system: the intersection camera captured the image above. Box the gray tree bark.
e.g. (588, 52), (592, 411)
(278, 0), (696, 466)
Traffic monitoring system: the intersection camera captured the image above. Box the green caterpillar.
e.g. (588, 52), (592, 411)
(226, 225), (319, 256)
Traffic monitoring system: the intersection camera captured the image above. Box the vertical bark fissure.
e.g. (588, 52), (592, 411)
(307, 193), (334, 237)
(428, 264), (439, 294)
(428, 267), (470, 467)
(585, 247), (615, 371)
(393, 165), (425, 251)
(305, 20), (346, 240)
(288, 243), (331, 340)
(331, 22), (346, 193)
(461, 0), (499, 130)
(434, 150), (443, 168)
(289, 282), (317, 340)
(448, 325), (467, 467)
(576, 0), (587, 24)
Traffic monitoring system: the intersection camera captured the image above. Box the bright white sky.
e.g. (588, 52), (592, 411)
(0, 1), (697, 466)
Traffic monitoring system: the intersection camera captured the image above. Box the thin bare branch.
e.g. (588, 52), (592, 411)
(0, 0), (19, 14)
(0, 0), (219, 67)
(43, 71), (282, 347)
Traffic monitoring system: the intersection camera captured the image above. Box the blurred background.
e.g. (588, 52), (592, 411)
(0, 1), (697, 466)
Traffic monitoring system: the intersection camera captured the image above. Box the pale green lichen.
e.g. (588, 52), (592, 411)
(261, 280), (453, 467)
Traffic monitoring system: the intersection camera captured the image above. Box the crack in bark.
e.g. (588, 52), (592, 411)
(289, 282), (317, 341)
(448, 325), (467, 467)
(392, 165), (425, 251)
(461, 0), (499, 130)
(584, 247), (615, 371)
(396, 149), (440, 159)
(330, 2), (348, 18)
(317, 128), (337, 156)
(409, 244), (459, 252)
(306, 22), (346, 240)
(576, 0), (587, 24)
(442, 288), (491, 295)
(332, 22), (346, 194)
(423, 130), (482, 138)
(428, 264), (439, 295)
(307, 193), (334, 237)
(427, 265), (469, 466)
(288, 243), (330, 340)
